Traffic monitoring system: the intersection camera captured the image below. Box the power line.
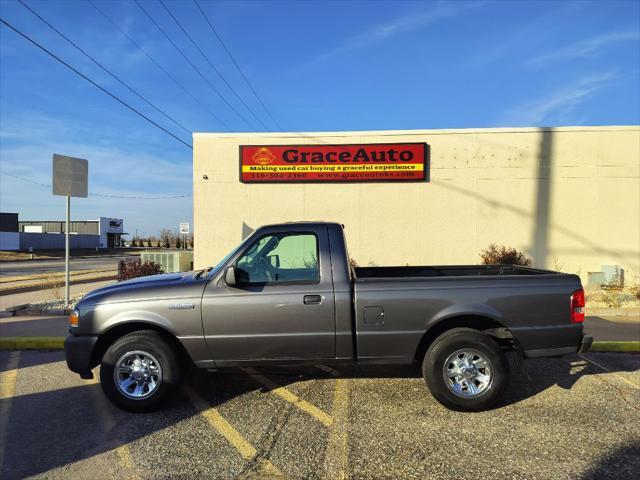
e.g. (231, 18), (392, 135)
(2, 171), (192, 199)
(158, 0), (264, 130)
(160, 0), (270, 131)
(87, 0), (228, 131)
(0, 16), (193, 150)
(193, 0), (283, 131)
(134, 0), (252, 131)
(18, 0), (192, 139)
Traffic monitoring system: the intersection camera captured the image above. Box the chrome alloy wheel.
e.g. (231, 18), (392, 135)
(114, 350), (163, 400)
(442, 349), (493, 398)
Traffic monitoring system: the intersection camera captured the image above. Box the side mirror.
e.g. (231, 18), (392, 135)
(224, 266), (236, 286)
(267, 254), (280, 268)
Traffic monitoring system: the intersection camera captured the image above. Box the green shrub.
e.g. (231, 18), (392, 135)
(118, 259), (164, 281)
(602, 289), (624, 308)
(480, 244), (532, 266)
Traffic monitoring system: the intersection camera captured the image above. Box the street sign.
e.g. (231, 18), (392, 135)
(52, 154), (88, 197)
(180, 223), (190, 234)
(52, 154), (88, 307)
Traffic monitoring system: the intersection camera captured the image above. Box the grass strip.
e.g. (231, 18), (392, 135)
(0, 268), (115, 284)
(0, 337), (65, 350)
(590, 341), (640, 353)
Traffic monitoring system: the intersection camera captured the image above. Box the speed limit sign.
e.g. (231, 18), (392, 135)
(179, 223), (190, 234)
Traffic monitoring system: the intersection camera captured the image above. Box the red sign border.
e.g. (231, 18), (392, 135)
(239, 142), (430, 184)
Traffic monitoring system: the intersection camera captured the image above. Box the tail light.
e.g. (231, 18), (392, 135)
(570, 288), (585, 323)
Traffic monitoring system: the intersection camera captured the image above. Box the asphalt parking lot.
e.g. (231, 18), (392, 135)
(0, 351), (638, 480)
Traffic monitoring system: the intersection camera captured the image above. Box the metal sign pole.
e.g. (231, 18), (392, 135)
(52, 154), (88, 308)
(65, 195), (70, 306)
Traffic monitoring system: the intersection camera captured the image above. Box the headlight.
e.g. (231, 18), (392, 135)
(69, 309), (80, 328)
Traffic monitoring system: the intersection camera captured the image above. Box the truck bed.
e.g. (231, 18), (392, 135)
(352, 264), (582, 363)
(354, 264), (557, 278)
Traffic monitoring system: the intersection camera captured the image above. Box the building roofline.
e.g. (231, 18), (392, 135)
(193, 125), (640, 139)
(18, 220), (100, 223)
(257, 221), (343, 230)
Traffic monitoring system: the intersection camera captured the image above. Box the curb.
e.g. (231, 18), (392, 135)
(587, 307), (640, 317)
(13, 308), (71, 316)
(0, 338), (638, 353)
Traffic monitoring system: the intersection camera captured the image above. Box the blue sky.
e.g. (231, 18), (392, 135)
(1, 0), (639, 237)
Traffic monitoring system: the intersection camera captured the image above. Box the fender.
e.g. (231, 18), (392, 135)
(93, 306), (212, 368)
(98, 309), (177, 335)
(426, 303), (505, 331)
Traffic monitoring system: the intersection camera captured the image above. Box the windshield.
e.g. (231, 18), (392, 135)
(205, 237), (252, 278)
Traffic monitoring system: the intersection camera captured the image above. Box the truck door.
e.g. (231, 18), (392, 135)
(201, 227), (336, 361)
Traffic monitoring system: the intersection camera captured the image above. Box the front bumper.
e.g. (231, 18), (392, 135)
(64, 335), (99, 378)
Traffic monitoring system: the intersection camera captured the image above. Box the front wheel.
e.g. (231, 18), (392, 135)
(422, 328), (508, 412)
(100, 330), (181, 412)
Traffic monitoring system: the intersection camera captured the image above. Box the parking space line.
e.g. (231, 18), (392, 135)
(0, 352), (20, 400)
(115, 444), (135, 470)
(579, 353), (640, 389)
(324, 378), (351, 480)
(0, 351), (21, 473)
(187, 387), (283, 477)
(84, 375), (141, 480)
(242, 367), (334, 427)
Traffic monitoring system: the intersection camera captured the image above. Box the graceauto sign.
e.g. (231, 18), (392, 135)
(239, 143), (428, 183)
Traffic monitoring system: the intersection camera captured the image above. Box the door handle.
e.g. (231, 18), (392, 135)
(303, 295), (322, 305)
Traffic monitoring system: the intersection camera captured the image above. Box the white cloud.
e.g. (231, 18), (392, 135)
(527, 31), (640, 68)
(499, 72), (615, 126)
(0, 112), (192, 236)
(306, 1), (482, 66)
(470, 0), (586, 68)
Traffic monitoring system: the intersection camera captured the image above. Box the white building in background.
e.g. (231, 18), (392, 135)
(0, 213), (127, 250)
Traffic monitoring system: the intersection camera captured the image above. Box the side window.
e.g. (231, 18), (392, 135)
(235, 233), (319, 284)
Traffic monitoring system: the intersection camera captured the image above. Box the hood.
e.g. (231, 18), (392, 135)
(81, 271), (203, 305)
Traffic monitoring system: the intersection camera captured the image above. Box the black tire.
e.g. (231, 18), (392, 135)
(422, 328), (508, 412)
(100, 330), (181, 412)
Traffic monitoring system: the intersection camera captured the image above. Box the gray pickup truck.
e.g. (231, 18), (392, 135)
(65, 221), (592, 412)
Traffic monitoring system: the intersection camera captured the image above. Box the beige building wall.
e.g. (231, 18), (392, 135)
(193, 126), (640, 284)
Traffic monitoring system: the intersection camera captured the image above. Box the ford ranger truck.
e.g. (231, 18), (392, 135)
(65, 222), (593, 412)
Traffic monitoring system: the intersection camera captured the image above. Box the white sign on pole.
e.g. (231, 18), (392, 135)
(179, 223), (190, 234)
(53, 154), (88, 198)
(52, 154), (88, 307)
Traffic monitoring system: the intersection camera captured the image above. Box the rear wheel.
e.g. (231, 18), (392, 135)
(100, 330), (181, 412)
(422, 328), (508, 412)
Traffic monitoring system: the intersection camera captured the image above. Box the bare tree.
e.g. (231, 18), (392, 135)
(159, 229), (174, 249)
